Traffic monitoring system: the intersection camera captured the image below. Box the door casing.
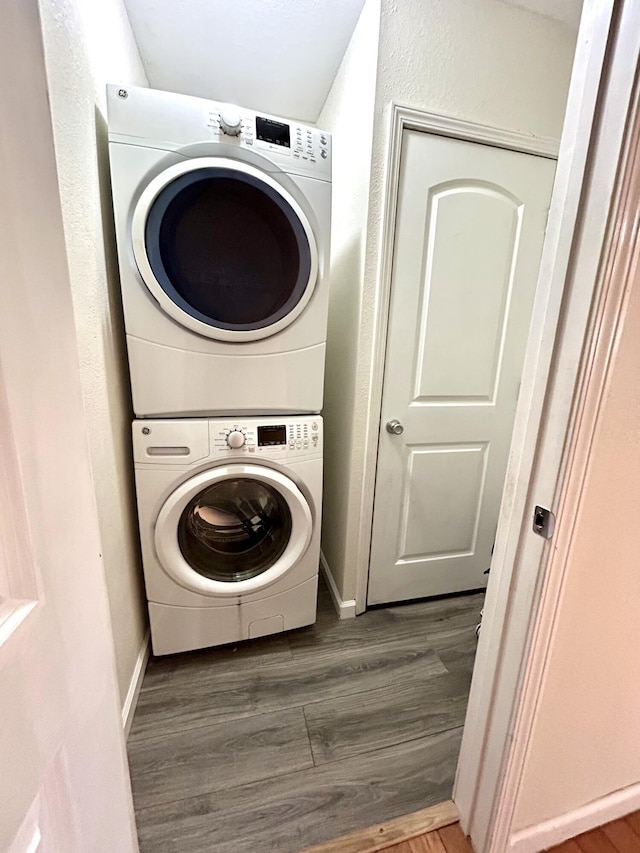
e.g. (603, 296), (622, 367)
(356, 107), (559, 616)
(354, 0), (633, 848)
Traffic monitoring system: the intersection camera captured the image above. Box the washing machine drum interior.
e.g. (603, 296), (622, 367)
(135, 162), (319, 340)
(178, 477), (293, 583)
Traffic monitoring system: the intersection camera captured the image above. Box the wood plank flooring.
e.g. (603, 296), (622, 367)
(384, 823), (471, 853)
(128, 578), (482, 852)
(548, 812), (640, 852)
(377, 809), (640, 853)
(300, 800), (458, 852)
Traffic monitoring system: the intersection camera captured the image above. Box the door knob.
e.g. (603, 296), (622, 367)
(386, 419), (404, 435)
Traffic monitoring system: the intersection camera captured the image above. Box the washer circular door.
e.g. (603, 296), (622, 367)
(154, 464), (313, 596)
(132, 157), (319, 342)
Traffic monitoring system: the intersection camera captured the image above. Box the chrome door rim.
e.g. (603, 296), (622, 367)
(154, 464), (313, 596)
(131, 157), (319, 342)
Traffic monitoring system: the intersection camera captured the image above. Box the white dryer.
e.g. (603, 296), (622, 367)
(107, 84), (332, 417)
(133, 415), (322, 655)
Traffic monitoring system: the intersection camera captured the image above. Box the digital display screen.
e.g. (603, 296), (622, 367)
(256, 116), (290, 148)
(257, 425), (287, 446)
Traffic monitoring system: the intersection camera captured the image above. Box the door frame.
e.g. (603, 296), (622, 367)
(355, 110), (559, 615)
(354, 0), (631, 849)
(459, 3), (640, 851)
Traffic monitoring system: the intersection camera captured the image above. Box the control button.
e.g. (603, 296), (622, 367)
(312, 422), (318, 431)
(226, 430), (246, 449)
(303, 441), (309, 448)
(320, 149), (328, 159)
(320, 135), (327, 144)
(220, 107), (242, 136)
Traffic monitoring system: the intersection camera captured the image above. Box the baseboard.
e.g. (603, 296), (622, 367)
(122, 629), (150, 738)
(508, 782), (640, 852)
(319, 552), (356, 619)
(301, 800), (458, 853)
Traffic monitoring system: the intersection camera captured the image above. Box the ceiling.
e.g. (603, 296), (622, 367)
(123, 0), (367, 123)
(123, 0), (582, 125)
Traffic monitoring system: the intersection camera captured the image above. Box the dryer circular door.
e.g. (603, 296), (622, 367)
(132, 157), (319, 342)
(154, 464), (313, 596)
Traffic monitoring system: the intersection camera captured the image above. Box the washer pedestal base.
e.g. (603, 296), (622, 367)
(148, 576), (318, 655)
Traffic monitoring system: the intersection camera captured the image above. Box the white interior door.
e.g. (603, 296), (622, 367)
(367, 129), (556, 605)
(1, 2), (137, 850)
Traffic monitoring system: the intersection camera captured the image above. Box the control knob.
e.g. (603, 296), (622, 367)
(219, 107), (242, 136)
(226, 430), (245, 449)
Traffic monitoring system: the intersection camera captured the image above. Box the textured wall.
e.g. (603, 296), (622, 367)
(331, 0), (578, 602)
(512, 262), (640, 829)
(38, 0), (149, 707)
(317, 0), (381, 597)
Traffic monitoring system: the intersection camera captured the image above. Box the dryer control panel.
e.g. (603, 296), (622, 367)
(205, 106), (331, 175)
(107, 84), (331, 182)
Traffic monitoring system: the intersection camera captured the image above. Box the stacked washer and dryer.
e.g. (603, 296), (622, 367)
(107, 85), (332, 655)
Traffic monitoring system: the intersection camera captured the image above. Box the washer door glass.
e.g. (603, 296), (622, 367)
(177, 477), (293, 583)
(142, 166), (313, 333)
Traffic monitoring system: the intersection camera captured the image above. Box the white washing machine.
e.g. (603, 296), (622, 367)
(108, 85), (332, 417)
(133, 415), (322, 655)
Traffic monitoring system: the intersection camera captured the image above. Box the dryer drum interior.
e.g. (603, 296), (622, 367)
(144, 168), (313, 332)
(177, 477), (293, 583)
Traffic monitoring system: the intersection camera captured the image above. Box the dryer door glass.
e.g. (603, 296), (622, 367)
(144, 168), (313, 332)
(177, 477), (293, 582)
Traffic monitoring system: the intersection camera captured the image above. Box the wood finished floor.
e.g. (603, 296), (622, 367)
(379, 809), (640, 853)
(385, 821), (473, 853)
(128, 579), (482, 853)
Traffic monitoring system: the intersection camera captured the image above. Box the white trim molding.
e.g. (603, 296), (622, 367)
(457, 3), (640, 852)
(509, 783), (640, 853)
(122, 630), (150, 738)
(385, 106), (559, 160)
(320, 552), (356, 619)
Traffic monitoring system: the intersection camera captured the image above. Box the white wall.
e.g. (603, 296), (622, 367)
(317, 0), (380, 599)
(324, 0), (578, 602)
(38, 0), (149, 706)
(511, 265), (640, 832)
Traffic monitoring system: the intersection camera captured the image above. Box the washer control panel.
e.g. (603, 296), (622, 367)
(133, 417), (322, 465)
(212, 417), (322, 457)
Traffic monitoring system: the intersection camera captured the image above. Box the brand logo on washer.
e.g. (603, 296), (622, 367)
(118, 89), (128, 99)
